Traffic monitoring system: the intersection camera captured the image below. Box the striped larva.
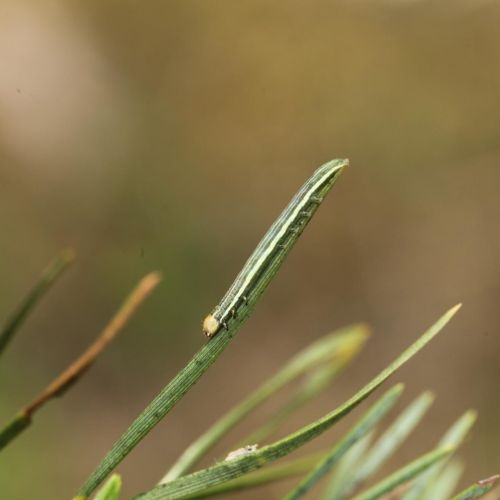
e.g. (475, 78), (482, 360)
(203, 159), (348, 338)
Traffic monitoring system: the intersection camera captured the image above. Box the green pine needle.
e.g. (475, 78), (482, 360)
(322, 431), (374, 499)
(237, 339), (364, 449)
(403, 409), (477, 500)
(328, 391), (434, 498)
(94, 474), (122, 500)
(161, 324), (368, 483)
(352, 446), (454, 500)
(0, 248), (74, 357)
(189, 452), (327, 498)
(427, 460), (464, 500)
(451, 475), (499, 500)
(285, 384), (404, 500)
(132, 304), (460, 500)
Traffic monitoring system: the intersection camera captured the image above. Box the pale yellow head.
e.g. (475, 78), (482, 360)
(203, 314), (220, 338)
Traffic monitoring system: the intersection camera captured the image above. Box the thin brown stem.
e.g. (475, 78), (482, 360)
(25, 272), (161, 416)
(0, 272), (161, 451)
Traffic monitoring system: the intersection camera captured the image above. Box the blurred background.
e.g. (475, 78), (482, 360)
(0, 1), (499, 498)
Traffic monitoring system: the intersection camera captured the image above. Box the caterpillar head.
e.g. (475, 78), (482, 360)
(202, 314), (220, 338)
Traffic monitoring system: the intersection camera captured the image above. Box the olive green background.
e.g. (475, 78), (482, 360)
(0, 1), (499, 498)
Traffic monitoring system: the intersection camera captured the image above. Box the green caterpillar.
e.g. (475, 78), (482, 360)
(203, 158), (348, 338)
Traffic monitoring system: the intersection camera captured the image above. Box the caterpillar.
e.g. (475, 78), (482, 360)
(203, 158), (348, 338)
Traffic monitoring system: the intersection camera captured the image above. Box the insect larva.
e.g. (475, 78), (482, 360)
(202, 158), (348, 338)
(225, 444), (259, 461)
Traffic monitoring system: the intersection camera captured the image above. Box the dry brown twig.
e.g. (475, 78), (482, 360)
(0, 272), (161, 450)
